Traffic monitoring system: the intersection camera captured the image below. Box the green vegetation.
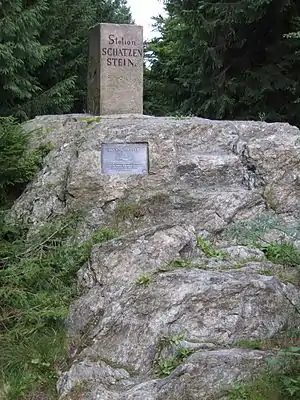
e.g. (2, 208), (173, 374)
(235, 329), (300, 352)
(79, 116), (102, 124)
(3, 0), (300, 128)
(156, 332), (194, 377)
(262, 242), (300, 267)
(156, 258), (209, 273)
(156, 343), (193, 378)
(158, 258), (194, 272)
(231, 329), (300, 399)
(136, 275), (153, 285)
(156, 347), (194, 377)
(0, 0), (132, 119)
(168, 259), (193, 268)
(1, 1), (300, 396)
(196, 236), (227, 259)
(256, 268), (274, 277)
(65, 380), (90, 400)
(0, 117), (53, 206)
(235, 339), (265, 351)
(114, 195), (169, 227)
(228, 346), (300, 399)
(0, 119), (118, 398)
(222, 214), (300, 269)
(161, 332), (185, 347)
(144, 0), (300, 127)
(222, 214), (300, 247)
(0, 212), (117, 399)
(114, 202), (147, 223)
(222, 214), (300, 399)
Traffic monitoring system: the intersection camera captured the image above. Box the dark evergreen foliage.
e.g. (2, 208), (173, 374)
(144, 0), (300, 126)
(0, 0), (47, 118)
(0, 117), (54, 206)
(35, 0), (132, 116)
(0, 0), (132, 119)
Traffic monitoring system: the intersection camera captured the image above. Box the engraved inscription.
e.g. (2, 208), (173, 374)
(102, 33), (143, 67)
(101, 143), (149, 175)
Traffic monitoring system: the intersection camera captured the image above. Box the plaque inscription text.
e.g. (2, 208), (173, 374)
(101, 142), (149, 175)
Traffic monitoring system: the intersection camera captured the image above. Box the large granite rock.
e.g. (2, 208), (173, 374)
(11, 114), (300, 237)
(10, 115), (300, 399)
(56, 224), (300, 400)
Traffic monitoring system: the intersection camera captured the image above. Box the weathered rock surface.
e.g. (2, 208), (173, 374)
(57, 224), (300, 399)
(11, 115), (300, 399)
(58, 349), (270, 400)
(12, 114), (300, 236)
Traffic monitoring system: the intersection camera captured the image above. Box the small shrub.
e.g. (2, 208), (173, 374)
(169, 259), (192, 268)
(196, 236), (227, 258)
(91, 227), (118, 244)
(271, 347), (300, 397)
(0, 117), (53, 206)
(156, 347), (194, 377)
(114, 195), (169, 227)
(157, 358), (179, 377)
(227, 375), (280, 400)
(156, 332), (194, 377)
(79, 227), (118, 262)
(161, 333), (185, 346)
(262, 242), (300, 267)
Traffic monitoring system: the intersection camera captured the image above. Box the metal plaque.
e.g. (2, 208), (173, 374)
(101, 142), (149, 175)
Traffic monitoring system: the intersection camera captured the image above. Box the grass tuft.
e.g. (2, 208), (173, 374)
(228, 346), (300, 399)
(196, 236), (228, 259)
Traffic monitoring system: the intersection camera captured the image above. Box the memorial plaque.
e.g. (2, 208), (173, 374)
(101, 143), (149, 175)
(88, 23), (143, 115)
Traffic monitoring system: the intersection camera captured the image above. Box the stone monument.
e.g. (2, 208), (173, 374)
(87, 23), (143, 115)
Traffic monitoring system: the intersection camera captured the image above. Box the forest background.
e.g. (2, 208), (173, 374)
(2, 0), (300, 125)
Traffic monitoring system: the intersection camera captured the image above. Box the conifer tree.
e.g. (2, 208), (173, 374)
(0, 0), (47, 118)
(34, 0), (132, 115)
(0, 0), (132, 118)
(145, 0), (300, 126)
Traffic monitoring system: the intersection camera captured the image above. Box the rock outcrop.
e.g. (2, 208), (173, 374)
(13, 114), (300, 235)
(12, 114), (300, 399)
